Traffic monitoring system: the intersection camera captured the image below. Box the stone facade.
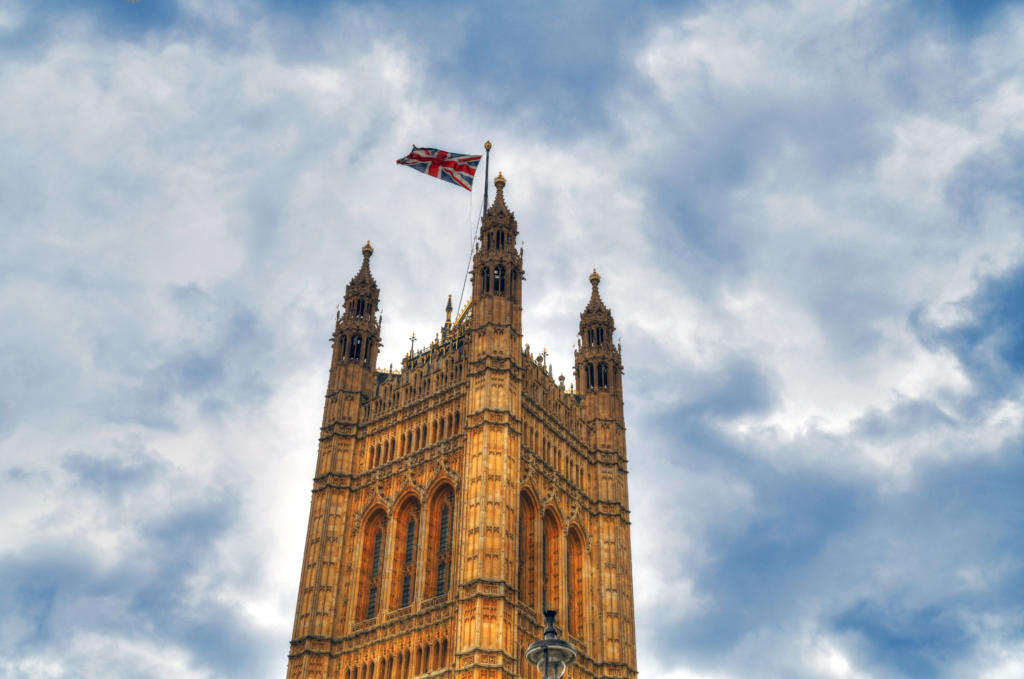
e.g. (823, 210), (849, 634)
(287, 174), (637, 679)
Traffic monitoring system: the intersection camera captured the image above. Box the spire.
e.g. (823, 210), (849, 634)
(443, 294), (453, 337)
(584, 268), (608, 314)
(484, 171), (513, 222)
(350, 240), (376, 287)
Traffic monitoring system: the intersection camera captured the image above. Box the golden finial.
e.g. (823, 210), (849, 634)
(362, 241), (374, 258)
(485, 140), (492, 151)
(589, 268), (601, 285)
(494, 171), (506, 189)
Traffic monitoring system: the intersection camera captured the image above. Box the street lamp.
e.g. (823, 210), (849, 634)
(525, 610), (577, 679)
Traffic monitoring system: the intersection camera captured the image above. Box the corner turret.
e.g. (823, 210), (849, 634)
(574, 269), (622, 397)
(471, 172), (524, 336)
(330, 242), (382, 398)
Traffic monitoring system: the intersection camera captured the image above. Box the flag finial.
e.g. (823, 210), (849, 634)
(485, 140), (492, 151)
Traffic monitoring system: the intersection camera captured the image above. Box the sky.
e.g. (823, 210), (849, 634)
(1, 0), (1024, 677)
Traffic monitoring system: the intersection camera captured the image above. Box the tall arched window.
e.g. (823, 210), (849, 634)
(597, 363), (608, 388)
(587, 329), (594, 347)
(567, 528), (585, 637)
(364, 338), (373, 365)
(350, 335), (362, 360)
(496, 231), (505, 249)
(356, 299), (365, 317)
(518, 492), (538, 608)
(426, 485), (455, 597)
(596, 327), (605, 346)
(358, 510), (387, 620)
(585, 363), (595, 389)
(482, 267), (490, 293)
(391, 499), (420, 609)
(494, 266), (506, 294)
(338, 335), (347, 358)
(542, 511), (561, 614)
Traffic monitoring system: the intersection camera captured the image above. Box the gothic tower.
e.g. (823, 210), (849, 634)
(287, 175), (638, 679)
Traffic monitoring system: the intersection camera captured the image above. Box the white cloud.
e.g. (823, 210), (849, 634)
(624, 0), (1024, 467)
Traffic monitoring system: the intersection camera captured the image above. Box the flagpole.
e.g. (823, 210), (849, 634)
(482, 140), (491, 211)
(456, 141), (491, 316)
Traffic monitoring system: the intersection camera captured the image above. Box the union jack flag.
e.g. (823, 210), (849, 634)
(396, 146), (482, 192)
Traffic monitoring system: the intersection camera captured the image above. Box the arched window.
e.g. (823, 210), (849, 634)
(401, 516), (416, 606)
(567, 529), (585, 637)
(487, 233), (493, 250)
(494, 266), (506, 294)
(596, 327), (605, 346)
(482, 267), (490, 293)
(496, 231), (505, 250)
(358, 511), (387, 619)
(338, 335), (347, 358)
(364, 338), (373, 364)
(587, 329), (594, 347)
(542, 511), (561, 614)
(350, 335), (362, 360)
(426, 486), (454, 597)
(391, 499), (420, 609)
(356, 299), (365, 317)
(518, 493), (538, 608)
(598, 363), (608, 388)
(585, 363), (595, 389)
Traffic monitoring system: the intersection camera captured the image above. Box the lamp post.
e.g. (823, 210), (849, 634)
(525, 610), (577, 679)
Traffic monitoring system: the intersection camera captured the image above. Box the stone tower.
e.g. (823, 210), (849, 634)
(287, 174), (638, 679)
